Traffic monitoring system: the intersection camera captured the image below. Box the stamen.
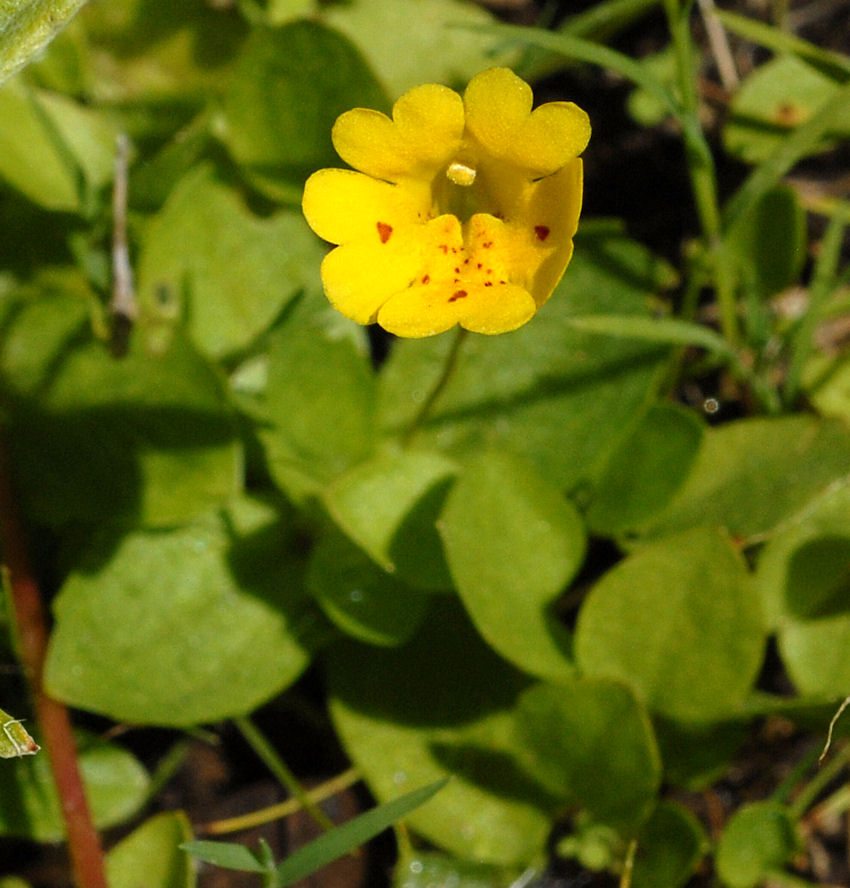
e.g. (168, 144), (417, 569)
(447, 161), (477, 187)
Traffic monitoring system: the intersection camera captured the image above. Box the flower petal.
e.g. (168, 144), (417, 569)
(377, 281), (536, 338)
(332, 83), (464, 182)
(500, 158), (584, 306)
(464, 68), (590, 178)
(302, 168), (425, 246)
(321, 233), (423, 324)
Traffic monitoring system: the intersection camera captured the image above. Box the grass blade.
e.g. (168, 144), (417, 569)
(275, 778), (448, 886)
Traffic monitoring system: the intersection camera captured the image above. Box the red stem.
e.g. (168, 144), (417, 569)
(0, 432), (108, 888)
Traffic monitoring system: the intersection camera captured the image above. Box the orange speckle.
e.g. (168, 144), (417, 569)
(377, 222), (393, 243)
(421, 274), (430, 284)
(449, 290), (468, 302)
(477, 263), (483, 269)
(439, 244), (449, 254)
(482, 241), (493, 249)
(535, 225), (550, 241)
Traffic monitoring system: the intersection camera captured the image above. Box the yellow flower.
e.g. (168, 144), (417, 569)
(302, 67), (590, 338)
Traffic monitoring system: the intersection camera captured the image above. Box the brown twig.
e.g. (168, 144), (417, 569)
(0, 433), (108, 888)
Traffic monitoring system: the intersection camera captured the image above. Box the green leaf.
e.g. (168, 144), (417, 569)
(180, 841), (267, 874)
(562, 314), (734, 356)
(307, 529), (429, 647)
(378, 226), (674, 491)
(129, 113), (212, 212)
(184, 780), (447, 884)
(715, 801), (798, 888)
(0, 0), (87, 84)
(2, 289), (241, 528)
(267, 0), (313, 26)
(625, 46), (678, 127)
(321, 0), (516, 97)
(259, 291), (376, 504)
(515, 679), (660, 832)
(79, 0), (246, 106)
(327, 599), (551, 866)
(107, 811), (195, 888)
(756, 480), (850, 697)
(45, 497), (321, 726)
(631, 801), (706, 888)
(136, 163), (318, 360)
(723, 54), (850, 165)
(0, 79), (118, 212)
(440, 450), (584, 680)
(806, 353), (850, 421)
(575, 527), (765, 721)
(393, 852), (518, 888)
(274, 779), (448, 885)
(586, 403), (704, 535)
(219, 19), (387, 201)
(725, 186), (806, 301)
(0, 732), (149, 840)
(326, 450), (456, 591)
(642, 416), (850, 543)
(0, 707), (38, 759)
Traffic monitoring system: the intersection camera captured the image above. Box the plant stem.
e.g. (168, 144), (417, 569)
(202, 766), (361, 835)
(0, 433), (108, 888)
(234, 716), (336, 833)
(402, 327), (467, 447)
(662, 0), (739, 346)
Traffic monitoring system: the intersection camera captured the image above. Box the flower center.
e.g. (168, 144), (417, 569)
(434, 154), (493, 225)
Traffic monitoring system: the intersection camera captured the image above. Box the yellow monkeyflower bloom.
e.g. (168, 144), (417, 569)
(302, 67), (590, 338)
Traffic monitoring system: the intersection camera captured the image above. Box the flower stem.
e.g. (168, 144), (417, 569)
(0, 433), (108, 888)
(402, 327), (467, 447)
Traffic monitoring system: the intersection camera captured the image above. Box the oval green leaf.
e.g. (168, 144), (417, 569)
(576, 527), (765, 721)
(45, 497), (321, 726)
(440, 450), (584, 680)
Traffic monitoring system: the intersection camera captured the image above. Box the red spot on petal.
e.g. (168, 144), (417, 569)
(421, 274), (430, 284)
(449, 290), (468, 302)
(482, 241), (493, 249)
(499, 280), (507, 285)
(477, 263), (483, 269)
(535, 225), (550, 241)
(439, 244), (449, 254)
(377, 222), (393, 243)
(463, 258), (470, 265)
(484, 281), (493, 287)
